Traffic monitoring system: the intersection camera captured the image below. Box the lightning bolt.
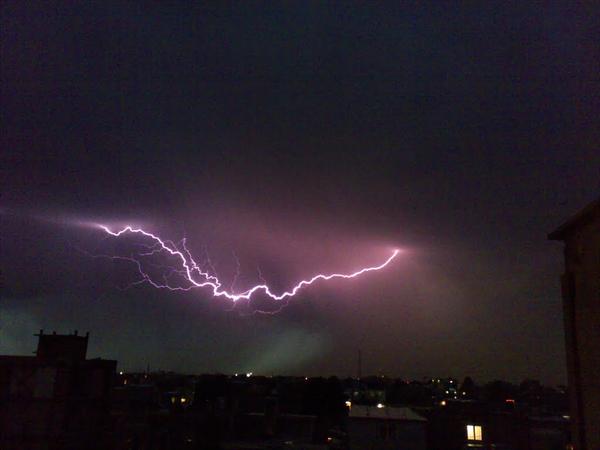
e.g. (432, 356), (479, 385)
(97, 225), (399, 304)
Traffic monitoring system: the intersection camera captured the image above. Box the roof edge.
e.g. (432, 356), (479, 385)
(548, 197), (600, 241)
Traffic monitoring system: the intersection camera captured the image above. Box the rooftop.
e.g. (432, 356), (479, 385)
(548, 197), (600, 240)
(348, 405), (426, 422)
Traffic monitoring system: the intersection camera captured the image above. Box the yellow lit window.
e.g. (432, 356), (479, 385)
(466, 425), (483, 441)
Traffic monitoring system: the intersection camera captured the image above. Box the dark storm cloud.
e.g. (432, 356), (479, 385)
(2, 2), (599, 383)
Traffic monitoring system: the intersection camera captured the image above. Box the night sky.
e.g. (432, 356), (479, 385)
(2, 2), (599, 385)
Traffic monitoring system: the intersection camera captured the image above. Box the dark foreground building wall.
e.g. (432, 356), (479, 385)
(0, 331), (116, 450)
(549, 198), (600, 450)
(347, 405), (426, 450)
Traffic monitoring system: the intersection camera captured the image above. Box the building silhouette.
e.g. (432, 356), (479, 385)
(0, 330), (116, 450)
(347, 404), (426, 450)
(550, 197), (600, 450)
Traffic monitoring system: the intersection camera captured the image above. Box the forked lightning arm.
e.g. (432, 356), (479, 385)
(99, 225), (399, 302)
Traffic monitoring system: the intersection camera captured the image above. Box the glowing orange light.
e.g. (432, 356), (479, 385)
(467, 425), (483, 441)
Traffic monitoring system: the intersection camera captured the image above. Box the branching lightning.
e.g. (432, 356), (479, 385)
(97, 225), (399, 307)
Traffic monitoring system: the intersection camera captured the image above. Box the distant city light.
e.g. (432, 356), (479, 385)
(440, 400), (446, 406)
(180, 397), (187, 404)
(246, 372), (253, 377)
(119, 371), (123, 375)
(376, 403), (384, 409)
(345, 400), (352, 408)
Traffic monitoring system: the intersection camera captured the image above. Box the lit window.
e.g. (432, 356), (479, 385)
(466, 425), (483, 441)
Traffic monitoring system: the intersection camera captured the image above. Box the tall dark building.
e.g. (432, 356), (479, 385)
(549, 198), (600, 450)
(0, 331), (116, 450)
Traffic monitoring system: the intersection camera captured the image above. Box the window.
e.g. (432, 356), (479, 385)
(377, 423), (397, 440)
(466, 425), (483, 441)
(388, 423), (396, 439)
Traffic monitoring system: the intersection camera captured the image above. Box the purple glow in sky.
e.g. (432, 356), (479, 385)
(4, 1), (597, 382)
